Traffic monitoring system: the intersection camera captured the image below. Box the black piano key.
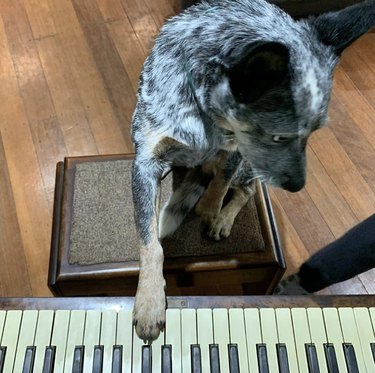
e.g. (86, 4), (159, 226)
(191, 344), (202, 373)
(111, 345), (122, 373)
(161, 344), (172, 373)
(324, 343), (339, 373)
(22, 346), (36, 373)
(305, 343), (320, 373)
(343, 343), (359, 373)
(371, 343), (375, 363)
(209, 344), (221, 373)
(0, 347), (6, 373)
(42, 346), (56, 373)
(228, 344), (240, 373)
(92, 345), (104, 373)
(257, 343), (270, 373)
(72, 346), (84, 373)
(142, 345), (152, 373)
(276, 343), (290, 373)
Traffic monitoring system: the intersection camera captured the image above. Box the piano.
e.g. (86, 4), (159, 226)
(0, 296), (374, 373)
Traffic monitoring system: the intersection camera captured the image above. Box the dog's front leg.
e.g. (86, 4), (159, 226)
(132, 157), (166, 343)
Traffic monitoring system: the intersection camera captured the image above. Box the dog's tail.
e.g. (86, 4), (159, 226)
(159, 167), (208, 239)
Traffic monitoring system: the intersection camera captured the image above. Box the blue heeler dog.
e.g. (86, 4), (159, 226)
(131, 0), (375, 342)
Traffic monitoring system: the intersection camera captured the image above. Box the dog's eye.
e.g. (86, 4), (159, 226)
(272, 135), (290, 143)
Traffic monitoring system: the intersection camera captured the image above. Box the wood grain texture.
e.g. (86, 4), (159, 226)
(0, 0), (374, 297)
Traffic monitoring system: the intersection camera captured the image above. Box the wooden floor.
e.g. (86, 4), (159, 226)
(0, 0), (374, 297)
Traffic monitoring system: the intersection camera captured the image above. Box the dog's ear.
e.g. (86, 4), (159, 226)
(311, 0), (375, 54)
(227, 42), (290, 104)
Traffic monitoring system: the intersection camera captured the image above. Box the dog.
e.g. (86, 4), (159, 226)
(131, 0), (375, 342)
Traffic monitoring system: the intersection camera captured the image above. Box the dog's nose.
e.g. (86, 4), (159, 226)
(281, 176), (305, 193)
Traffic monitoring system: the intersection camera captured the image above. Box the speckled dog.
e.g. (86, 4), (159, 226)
(131, 0), (375, 342)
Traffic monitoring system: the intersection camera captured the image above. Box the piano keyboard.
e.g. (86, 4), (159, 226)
(0, 306), (374, 373)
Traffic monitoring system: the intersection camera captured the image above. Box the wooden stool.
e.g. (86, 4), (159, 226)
(49, 154), (285, 296)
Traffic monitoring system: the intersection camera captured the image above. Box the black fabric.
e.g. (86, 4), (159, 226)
(298, 214), (375, 292)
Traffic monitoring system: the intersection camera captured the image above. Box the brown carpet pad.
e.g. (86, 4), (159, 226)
(69, 160), (265, 265)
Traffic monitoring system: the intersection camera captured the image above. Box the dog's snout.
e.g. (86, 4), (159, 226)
(281, 174), (305, 193)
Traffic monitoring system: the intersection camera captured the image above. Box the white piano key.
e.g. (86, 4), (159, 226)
(63, 310), (85, 373)
(197, 309), (213, 373)
(132, 324), (144, 373)
(229, 308), (249, 373)
(291, 308), (311, 373)
(307, 308), (328, 373)
(33, 310), (54, 373)
(13, 310), (38, 372)
(151, 328), (164, 373)
(116, 309), (133, 373)
(213, 308), (230, 373)
(353, 307), (375, 372)
(100, 310), (117, 373)
(322, 308), (348, 373)
(276, 308), (299, 373)
(259, 308), (279, 373)
(83, 310), (101, 373)
(244, 308), (262, 373)
(1, 310), (22, 373)
(51, 310), (70, 373)
(0, 311), (5, 335)
(338, 307), (367, 373)
(370, 307), (375, 326)
(165, 309), (182, 372)
(181, 309), (196, 373)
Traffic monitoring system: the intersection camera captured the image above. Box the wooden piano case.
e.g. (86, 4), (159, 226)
(49, 154), (285, 297)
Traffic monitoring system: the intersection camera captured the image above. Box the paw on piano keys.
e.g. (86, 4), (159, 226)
(0, 300), (374, 372)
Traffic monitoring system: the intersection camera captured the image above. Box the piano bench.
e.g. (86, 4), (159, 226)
(48, 154), (285, 297)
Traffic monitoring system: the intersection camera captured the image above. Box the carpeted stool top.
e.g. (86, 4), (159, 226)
(69, 159), (265, 265)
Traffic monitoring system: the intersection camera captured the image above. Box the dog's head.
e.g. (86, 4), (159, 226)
(209, 1), (375, 192)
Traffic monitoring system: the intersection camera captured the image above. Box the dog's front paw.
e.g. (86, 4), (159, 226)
(208, 213), (235, 241)
(133, 278), (166, 343)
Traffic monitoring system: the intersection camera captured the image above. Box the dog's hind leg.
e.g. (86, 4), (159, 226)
(132, 156), (166, 343)
(208, 184), (255, 240)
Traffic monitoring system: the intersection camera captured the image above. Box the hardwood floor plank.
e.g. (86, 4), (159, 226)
(341, 41), (375, 98)
(96, 0), (127, 22)
(305, 146), (358, 238)
(1, 0), (68, 210)
(47, 0), (130, 154)
(72, 0), (135, 150)
(310, 127), (375, 221)
(328, 276), (368, 295)
(143, 0), (176, 28)
(0, 133), (32, 297)
(358, 269), (375, 294)
(269, 191), (310, 276)
(329, 95), (375, 194)
(0, 6), (52, 296)
(271, 186), (335, 256)
(106, 19), (147, 92)
(120, 0), (160, 53)
(22, 0), (56, 39)
(96, 0), (147, 92)
(36, 35), (99, 156)
(333, 65), (375, 146)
